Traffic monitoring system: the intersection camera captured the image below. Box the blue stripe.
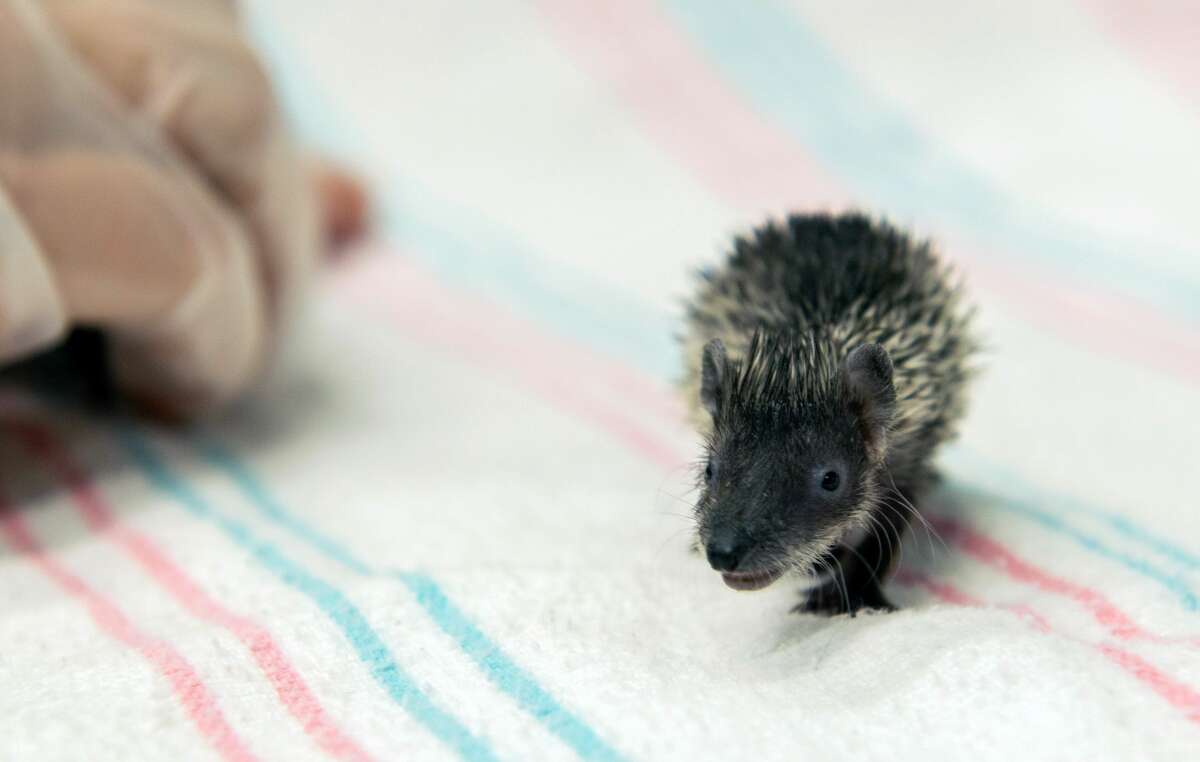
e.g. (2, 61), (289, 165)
(396, 572), (628, 762)
(197, 437), (628, 762)
(384, 197), (681, 382)
(193, 437), (373, 575)
(949, 480), (1199, 610)
(116, 426), (499, 762)
(945, 450), (1200, 572)
(1086, 514), (1200, 572)
(658, 0), (1200, 322)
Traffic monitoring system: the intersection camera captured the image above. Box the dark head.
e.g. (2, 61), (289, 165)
(695, 331), (896, 590)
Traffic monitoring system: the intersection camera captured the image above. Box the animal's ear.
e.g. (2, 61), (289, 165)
(700, 339), (727, 418)
(843, 343), (896, 462)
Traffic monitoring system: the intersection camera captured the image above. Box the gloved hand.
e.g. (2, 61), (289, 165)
(0, 0), (364, 419)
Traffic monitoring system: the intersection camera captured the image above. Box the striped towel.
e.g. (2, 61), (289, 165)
(2, 1), (1198, 760)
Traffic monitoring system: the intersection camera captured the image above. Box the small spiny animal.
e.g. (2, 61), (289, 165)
(682, 211), (977, 615)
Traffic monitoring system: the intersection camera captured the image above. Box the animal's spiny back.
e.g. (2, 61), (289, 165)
(693, 213), (954, 334)
(683, 212), (977, 474)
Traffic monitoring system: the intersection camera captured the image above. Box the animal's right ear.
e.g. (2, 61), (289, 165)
(700, 339), (727, 418)
(843, 343), (896, 463)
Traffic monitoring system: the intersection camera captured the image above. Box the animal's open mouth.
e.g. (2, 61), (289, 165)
(721, 567), (784, 591)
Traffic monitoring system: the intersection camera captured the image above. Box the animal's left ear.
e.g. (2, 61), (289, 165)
(843, 343), (896, 463)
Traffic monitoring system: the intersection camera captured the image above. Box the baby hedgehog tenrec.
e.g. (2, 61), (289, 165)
(682, 211), (977, 615)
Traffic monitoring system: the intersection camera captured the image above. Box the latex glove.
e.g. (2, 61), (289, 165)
(0, 0), (357, 418)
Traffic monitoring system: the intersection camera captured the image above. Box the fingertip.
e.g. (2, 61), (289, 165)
(123, 387), (213, 426)
(109, 318), (267, 424)
(315, 164), (370, 250)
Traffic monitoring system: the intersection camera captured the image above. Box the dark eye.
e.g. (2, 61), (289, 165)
(821, 470), (841, 492)
(704, 460), (714, 482)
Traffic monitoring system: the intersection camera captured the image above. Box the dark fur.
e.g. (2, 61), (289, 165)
(683, 212), (977, 615)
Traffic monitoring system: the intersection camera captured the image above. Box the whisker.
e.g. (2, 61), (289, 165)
(882, 468), (947, 557)
(841, 540), (879, 585)
(877, 499), (914, 558)
(654, 525), (698, 559)
(872, 507), (902, 570)
(833, 554), (850, 614)
(655, 490), (697, 509)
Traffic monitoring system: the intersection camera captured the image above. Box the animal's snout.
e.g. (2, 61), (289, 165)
(706, 528), (751, 572)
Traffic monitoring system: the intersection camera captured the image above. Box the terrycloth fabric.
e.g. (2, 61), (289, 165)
(2, 1), (1199, 760)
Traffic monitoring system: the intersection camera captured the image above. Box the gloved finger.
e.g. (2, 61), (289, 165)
(0, 187), (67, 362)
(0, 150), (267, 418)
(43, 0), (318, 324)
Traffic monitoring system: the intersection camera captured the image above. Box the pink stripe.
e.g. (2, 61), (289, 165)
(13, 423), (375, 762)
(897, 571), (1200, 725)
(945, 245), (1200, 385)
(341, 243), (686, 424)
(333, 250), (686, 470)
(532, 0), (1200, 386)
(893, 569), (979, 607)
(935, 516), (1200, 649)
(893, 570), (1054, 631)
(534, 0), (844, 213)
(0, 504), (258, 762)
(1098, 644), (1200, 724)
(1082, 0), (1200, 107)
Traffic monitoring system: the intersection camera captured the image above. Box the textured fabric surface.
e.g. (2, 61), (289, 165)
(1, 1), (1198, 760)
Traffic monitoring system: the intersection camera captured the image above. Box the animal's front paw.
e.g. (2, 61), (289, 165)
(792, 580), (896, 617)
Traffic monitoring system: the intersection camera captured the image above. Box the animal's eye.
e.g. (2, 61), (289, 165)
(704, 460), (714, 482)
(821, 470), (841, 492)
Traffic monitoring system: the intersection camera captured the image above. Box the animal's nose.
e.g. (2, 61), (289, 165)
(706, 530), (750, 572)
